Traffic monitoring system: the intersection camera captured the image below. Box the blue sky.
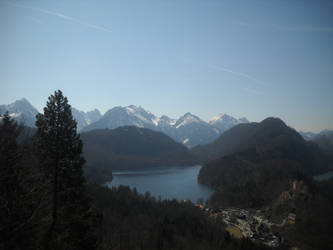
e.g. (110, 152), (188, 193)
(1, 0), (332, 132)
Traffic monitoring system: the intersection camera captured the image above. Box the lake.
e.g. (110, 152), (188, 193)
(107, 165), (214, 203)
(313, 171), (333, 181)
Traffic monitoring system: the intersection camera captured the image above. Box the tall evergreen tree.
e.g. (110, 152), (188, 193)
(0, 112), (29, 249)
(34, 90), (98, 250)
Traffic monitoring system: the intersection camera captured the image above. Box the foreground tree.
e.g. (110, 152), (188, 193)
(0, 113), (25, 249)
(34, 90), (98, 250)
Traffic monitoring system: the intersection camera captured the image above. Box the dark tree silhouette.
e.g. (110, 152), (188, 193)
(34, 90), (98, 250)
(0, 112), (25, 249)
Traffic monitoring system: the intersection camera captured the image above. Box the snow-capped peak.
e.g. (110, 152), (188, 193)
(175, 112), (203, 129)
(156, 115), (176, 127)
(124, 105), (156, 125)
(0, 98), (39, 127)
(160, 115), (176, 125)
(209, 113), (237, 124)
(209, 113), (224, 123)
(125, 106), (135, 113)
(208, 113), (249, 133)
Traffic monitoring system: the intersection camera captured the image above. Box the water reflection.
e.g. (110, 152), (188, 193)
(107, 165), (214, 203)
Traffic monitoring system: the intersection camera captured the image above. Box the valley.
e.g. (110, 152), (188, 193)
(2, 1), (332, 249)
(1, 96), (333, 250)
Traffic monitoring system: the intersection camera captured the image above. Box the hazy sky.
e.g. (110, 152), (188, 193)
(1, 0), (332, 132)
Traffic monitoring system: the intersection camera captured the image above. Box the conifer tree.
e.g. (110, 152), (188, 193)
(34, 90), (98, 250)
(0, 112), (27, 249)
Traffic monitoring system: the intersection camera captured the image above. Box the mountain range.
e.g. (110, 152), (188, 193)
(3, 99), (332, 250)
(0, 98), (101, 131)
(80, 105), (250, 147)
(2, 98), (331, 148)
(0, 99), (249, 147)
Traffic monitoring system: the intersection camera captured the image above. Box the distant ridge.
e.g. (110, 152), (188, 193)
(80, 126), (197, 172)
(192, 117), (330, 174)
(299, 129), (333, 141)
(0, 98), (101, 130)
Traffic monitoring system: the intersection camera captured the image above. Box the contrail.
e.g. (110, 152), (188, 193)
(6, 2), (112, 33)
(180, 57), (267, 87)
(208, 64), (266, 86)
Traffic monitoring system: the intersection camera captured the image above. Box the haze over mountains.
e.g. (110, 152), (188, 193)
(0, 98), (249, 147)
(80, 105), (250, 147)
(2, 98), (332, 148)
(71, 107), (102, 131)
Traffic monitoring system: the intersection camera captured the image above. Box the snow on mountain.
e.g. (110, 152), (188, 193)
(156, 115), (176, 128)
(85, 109), (102, 125)
(1, 99), (251, 147)
(125, 105), (156, 126)
(0, 98), (39, 127)
(81, 106), (251, 147)
(209, 113), (249, 133)
(175, 112), (203, 129)
(81, 105), (158, 132)
(171, 112), (220, 147)
(71, 108), (102, 131)
(82, 105), (182, 133)
(3, 99), (330, 148)
(0, 98), (101, 130)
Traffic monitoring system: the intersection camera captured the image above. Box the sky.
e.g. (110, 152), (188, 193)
(0, 0), (332, 133)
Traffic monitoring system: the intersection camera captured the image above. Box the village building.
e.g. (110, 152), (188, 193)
(288, 213), (296, 224)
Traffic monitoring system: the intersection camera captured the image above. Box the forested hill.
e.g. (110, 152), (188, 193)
(88, 184), (269, 250)
(192, 117), (331, 175)
(81, 126), (197, 173)
(14, 126), (198, 183)
(196, 117), (333, 249)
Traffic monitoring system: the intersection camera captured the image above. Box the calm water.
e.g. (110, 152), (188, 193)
(107, 165), (214, 203)
(313, 171), (333, 181)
